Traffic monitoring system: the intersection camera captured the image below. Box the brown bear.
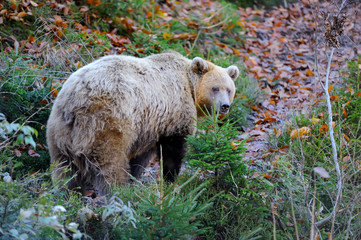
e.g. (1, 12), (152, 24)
(47, 51), (238, 195)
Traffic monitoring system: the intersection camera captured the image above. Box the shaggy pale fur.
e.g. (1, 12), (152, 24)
(47, 51), (238, 194)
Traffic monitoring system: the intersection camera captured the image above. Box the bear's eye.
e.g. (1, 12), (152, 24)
(227, 89), (231, 94)
(212, 87), (219, 92)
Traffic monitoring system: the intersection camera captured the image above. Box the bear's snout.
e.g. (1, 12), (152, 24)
(220, 103), (230, 114)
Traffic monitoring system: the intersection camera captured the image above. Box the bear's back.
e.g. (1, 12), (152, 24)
(51, 52), (197, 138)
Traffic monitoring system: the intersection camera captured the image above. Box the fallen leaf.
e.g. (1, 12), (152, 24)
(319, 124), (328, 133)
(310, 117), (320, 124)
(306, 69), (314, 76)
(17, 12), (27, 18)
(330, 95), (339, 101)
(163, 31), (171, 40)
(290, 127), (311, 139)
(14, 149), (22, 157)
(314, 167), (330, 179)
(28, 149), (40, 157)
(342, 133), (349, 141)
(278, 145), (290, 154)
(328, 85), (333, 93)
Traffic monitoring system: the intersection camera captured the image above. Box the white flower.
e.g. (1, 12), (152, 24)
(52, 205), (66, 214)
(68, 222), (79, 230)
(19, 233), (29, 240)
(40, 216), (63, 229)
(72, 231), (83, 239)
(3, 172), (11, 182)
(19, 208), (35, 219)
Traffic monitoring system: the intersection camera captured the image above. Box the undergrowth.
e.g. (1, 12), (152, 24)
(266, 57), (361, 239)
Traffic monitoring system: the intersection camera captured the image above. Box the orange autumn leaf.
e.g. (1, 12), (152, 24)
(274, 21), (283, 27)
(231, 142), (242, 150)
(54, 15), (63, 26)
(17, 11), (27, 18)
(10, 2), (17, 10)
(263, 173), (272, 180)
(327, 232), (332, 239)
(290, 127), (311, 139)
(236, 20), (245, 27)
(278, 145), (290, 154)
(274, 127), (281, 137)
(319, 124), (328, 133)
(28, 64), (38, 69)
(28, 35), (35, 43)
(330, 95), (339, 101)
(251, 106), (258, 111)
(146, 10), (153, 19)
(163, 31), (171, 40)
(87, 0), (102, 6)
(328, 85), (333, 93)
(50, 87), (58, 98)
(40, 99), (48, 105)
(306, 69), (314, 76)
(342, 133), (349, 141)
(343, 107), (347, 118)
(232, 48), (240, 55)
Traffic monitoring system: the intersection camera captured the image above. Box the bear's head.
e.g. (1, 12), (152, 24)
(191, 57), (239, 117)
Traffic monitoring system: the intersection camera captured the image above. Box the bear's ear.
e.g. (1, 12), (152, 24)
(191, 57), (209, 75)
(226, 66), (239, 81)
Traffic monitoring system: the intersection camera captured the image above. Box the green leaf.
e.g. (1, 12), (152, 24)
(14, 161), (24, 168)
(6, 123), (20, 133)
(21, 126), (33, 135)
(25, 135), (36, 148)
(15, 134), (24, 145)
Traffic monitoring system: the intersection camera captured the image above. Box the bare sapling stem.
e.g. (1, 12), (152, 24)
(315, 47), (342, 230)
(313, 0), (347, 230)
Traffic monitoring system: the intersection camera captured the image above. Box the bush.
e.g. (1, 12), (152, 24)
(185, 109), (274, 239)
(186, 108), (247, 190)
(0, 169), (84, 240)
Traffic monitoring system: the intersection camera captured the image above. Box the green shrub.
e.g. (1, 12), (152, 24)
(108, 173), (212, 240)
(185, 108), (247, 190)
(185, 109), (274, 239)
(0, 169), (84, 240)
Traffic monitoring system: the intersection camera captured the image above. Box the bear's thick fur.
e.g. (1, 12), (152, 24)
(47, 51), (239, 194)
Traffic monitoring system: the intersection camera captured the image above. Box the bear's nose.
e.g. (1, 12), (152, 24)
(220, 104), (230, 113)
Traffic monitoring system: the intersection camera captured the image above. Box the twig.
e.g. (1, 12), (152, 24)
(288, 186), (300, 240)
(188, 19), (228, 56)
(272, 188), (277, 240)
(291, 111), (307, 197)
(310, 173), (317, 240)
(314, 47), (342, 230)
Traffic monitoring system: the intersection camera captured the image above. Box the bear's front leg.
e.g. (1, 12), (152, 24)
(157, 136), (186, 182)
(129, 147), (157, 179)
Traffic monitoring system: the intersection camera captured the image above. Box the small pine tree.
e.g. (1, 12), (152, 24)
(185, 108), (247, 190)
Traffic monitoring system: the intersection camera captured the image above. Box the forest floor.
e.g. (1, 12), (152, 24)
(237, 0), (361, 162)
